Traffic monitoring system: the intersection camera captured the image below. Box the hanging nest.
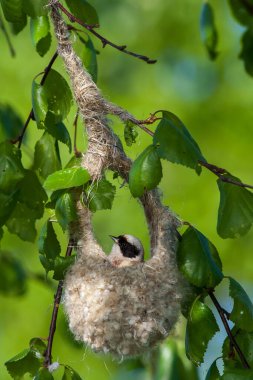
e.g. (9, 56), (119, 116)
(50, 3), (184, 357)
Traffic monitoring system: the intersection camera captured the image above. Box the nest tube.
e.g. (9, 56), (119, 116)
(50, 3), (184, 357)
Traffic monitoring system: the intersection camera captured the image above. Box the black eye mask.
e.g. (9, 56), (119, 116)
(117, 236), (140, 258)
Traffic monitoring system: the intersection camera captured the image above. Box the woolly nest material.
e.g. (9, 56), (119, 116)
(50, 3), (184, 357)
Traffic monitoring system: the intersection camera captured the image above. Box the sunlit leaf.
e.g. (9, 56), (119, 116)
(5, 348), (41, 379)
(62, 365), (83, 380)
(32, 69), (72, 128)
(200, 2), (218, 60)
(44, 167), (90, 191)
(30, 15), (51, 57)
(0, 141), (25, 193)
(55, 192), (77, 231)
(129, 144), (162, 197)
(186, 299), (219, 365)
(153, 111), (205, 174)
(124, 121), (138, 146)
(53, 255), (76, 280)
(65, 0), (99, 25)
(85, 179), (116, 212)
(33, 132), (61, 179)
(0, 251), (27, 296)
(217, 177), (253, 238)
(229, 277), (253, 332)
(177, 226), (223, 288)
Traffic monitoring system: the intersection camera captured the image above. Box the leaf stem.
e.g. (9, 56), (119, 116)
(73, 112), (82, 157)
(12, 51), (59, 148)
(199, 161), (253, 190)
(208, 289), (250, 369)
(43, 239), (74, 367)
(55, 1), (157, 64)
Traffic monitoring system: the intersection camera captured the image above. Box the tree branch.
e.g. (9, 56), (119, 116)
(12, 51), (59, 148)
(55, 1), (157, 64)
(43, 239), (74, 367)
(208, 290), (250, 369)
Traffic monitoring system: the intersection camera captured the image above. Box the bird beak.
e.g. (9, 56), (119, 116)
(109, 235), (118, 243)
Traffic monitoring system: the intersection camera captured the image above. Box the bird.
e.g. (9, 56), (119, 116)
(108, 234), (144, 267)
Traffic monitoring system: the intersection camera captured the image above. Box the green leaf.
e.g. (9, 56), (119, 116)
(222, 369), (253, 380)
(217, 177), (253, 238)
(34, 368), (54, 380)
(85, 179), (116, 212)
(30, 16), (51, 57)
(156, 340), (199, 380)
(38, 220), (61, 272)
(17, 170), (47, 217)
(5, 348), (41, 379)
(30, 338), (47, 357)
(44, 167), (90, 191)
(45, 114), (72, 153)
(0, 191), (18, 227)
(55, 192), (77, 231)
(0, 251), (27, 296)
(205, 361), (220, 380)
(153, 111), (205, 174)
(22, 0), (48, 18)
(0, 0), (25, 23)
(0, 141), (25, 193)
(124, 121), (138, 146)
(10, 17), (27, 35)
(223, 329), (253, 369)
(75, 34), (98, 82)
(53, 255), (76, 280)
(65, 0), (99, 25)
(33, 132), (61, 179)
(62, 365), (83, 380)
(0, 104), (23, 142)
(177, 226), (223, 288)
(32, 69), (72, 128)
(186, 299), (219, 366)
(229, 277), (253, 332)
(65, 156), (82, 169)
(129, 145), (162, 197)
(239, 28), (253, 77)
(228, 0), (253, 26)
(200, 2), (218, 60)
(6, 202), (38, 242)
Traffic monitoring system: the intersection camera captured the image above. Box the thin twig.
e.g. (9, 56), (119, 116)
(199, 161), (253, 190)
(0, 14), (15, 57)
(55, 1), (157, 64)
(12, 51), (59, 148)
(43, 239), (74, 367)
(208, 290), (250, 369)
(73, 112), (82, 157)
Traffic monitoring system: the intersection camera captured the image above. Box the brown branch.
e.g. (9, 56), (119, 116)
(55, 1), (157, 64)
(43, 239), (74, 367)
(199, 161), (253, 190)
(208, 290), (250, 369)
(73, 112), (82, 157)
(12, 51), (59, 148)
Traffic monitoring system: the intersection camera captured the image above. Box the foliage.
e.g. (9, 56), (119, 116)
(0, 0), (253, 379)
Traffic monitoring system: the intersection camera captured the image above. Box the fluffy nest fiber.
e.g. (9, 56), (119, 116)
(50, 3), (184, 357)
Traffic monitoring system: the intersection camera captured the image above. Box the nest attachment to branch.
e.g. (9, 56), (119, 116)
(50, 3), (184, 357)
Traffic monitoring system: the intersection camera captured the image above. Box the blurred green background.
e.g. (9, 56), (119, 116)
(1, 0), (253, 379)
